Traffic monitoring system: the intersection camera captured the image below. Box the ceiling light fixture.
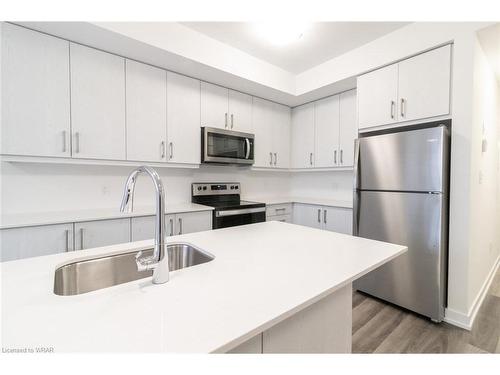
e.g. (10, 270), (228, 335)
(253, 22), (310, 46)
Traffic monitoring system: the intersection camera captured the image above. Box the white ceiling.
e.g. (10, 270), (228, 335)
(182, 22), (410, 74)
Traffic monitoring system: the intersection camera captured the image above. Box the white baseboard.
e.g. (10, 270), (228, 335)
(444, 255), (499, 330)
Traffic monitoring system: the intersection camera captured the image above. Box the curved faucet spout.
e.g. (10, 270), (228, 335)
(120, 166), (169, 284)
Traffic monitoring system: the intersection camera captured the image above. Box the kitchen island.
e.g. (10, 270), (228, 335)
(1, 221), (406, 353)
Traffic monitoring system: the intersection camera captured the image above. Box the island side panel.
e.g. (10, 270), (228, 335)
(227, 333), (263, 353)
(262, 283), (352, 353)
(227, 283), (352, 354)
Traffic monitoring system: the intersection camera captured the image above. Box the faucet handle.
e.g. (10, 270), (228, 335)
(135, 250), (157, 272)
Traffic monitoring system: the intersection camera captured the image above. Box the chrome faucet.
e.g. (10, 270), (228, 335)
(120, 166), (169, 284)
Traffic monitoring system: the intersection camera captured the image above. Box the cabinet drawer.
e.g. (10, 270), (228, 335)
(266, 203), (292, 217)
(266, 214), (292, 223)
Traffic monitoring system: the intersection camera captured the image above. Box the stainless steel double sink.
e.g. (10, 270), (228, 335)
(54, 243), (214, 296)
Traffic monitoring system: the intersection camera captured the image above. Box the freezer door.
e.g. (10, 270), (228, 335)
(354, 191), (447, 321)
(358, 125), (448, 192)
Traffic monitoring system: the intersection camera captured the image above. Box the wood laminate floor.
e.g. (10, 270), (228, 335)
(352, 268), (500, 353)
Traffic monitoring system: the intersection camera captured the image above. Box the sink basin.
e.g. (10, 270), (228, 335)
(54, 243), (214, 296)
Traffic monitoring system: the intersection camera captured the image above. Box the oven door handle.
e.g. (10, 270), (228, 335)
(245, 138), (251, 159)
(215, 207), (265, 217)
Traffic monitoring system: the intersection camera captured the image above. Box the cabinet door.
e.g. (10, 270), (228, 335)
(314, 95), (340, 168)
(165, 214), (176, 237)
(252, 97), (274, 168)
(323, 207), (353, 235)
(74, 218), (130, 250)
(398, 45), (451, 122)
(167, 72), (201, 164)
(272, 103), (291, 169)
(291, 103), (315, 168)
(338, 89), (357, 167)
(201, 82), (228, 129)
(126, 60), (167, 162)
(228, 90), (252, 132)
(357, 64), (398, 130)
(131, 215), (156, 241)
(175, 211), (212, 235)
(1, 23), (71, 157)
(1, 224), (73, 262)
(70, 43), (126, 160)
(292, 203), (322, 229)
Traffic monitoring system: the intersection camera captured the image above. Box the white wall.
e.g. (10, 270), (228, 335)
(467, 34), (500, 311)
(289, 171), (353, 202)
(0, 162), (291, 214)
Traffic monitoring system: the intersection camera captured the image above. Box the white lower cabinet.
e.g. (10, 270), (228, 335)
(74, 218), (131, 250)
(292, 203), (352, 234)
(131, 211), (212, 241)
(266, 203), (293, 223)
(0, 224), (73, 262)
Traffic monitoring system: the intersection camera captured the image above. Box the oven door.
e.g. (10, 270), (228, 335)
(202, 127), (254, 165)
(213, 207), (266, 229)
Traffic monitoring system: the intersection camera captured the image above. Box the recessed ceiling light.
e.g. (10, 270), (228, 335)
(253, 22), (310, 46)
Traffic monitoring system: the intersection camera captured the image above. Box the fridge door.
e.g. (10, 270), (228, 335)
(358, 125), (448, 192)
(353, 190), (447, 321)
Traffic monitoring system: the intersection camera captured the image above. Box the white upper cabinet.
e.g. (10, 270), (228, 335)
(272, 103), (291, 169)
(357, 64), (399, 130)
(357, 45), (451, 130)
(167, 72), (201, 165)
(338, 89), (357, 167)
(70, 43), (126, 160)
(228, 90), (253, 132)
(201, 82), (228, 129)
(291, 103), (315, 169)
(252, 98), (291, 169)
(1, 23), (71, 157)
(398, 45), (451, 122)
(125, 60), (167, 162)
(314, 95), (340, 168)
(252, 97), (275, 168)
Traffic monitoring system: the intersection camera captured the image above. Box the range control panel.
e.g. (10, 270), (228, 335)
(192, 183), (241, 196)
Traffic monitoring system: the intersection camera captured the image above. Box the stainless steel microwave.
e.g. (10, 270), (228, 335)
(201, 127), (255, 165)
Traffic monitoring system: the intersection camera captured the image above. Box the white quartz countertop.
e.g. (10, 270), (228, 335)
(1, 221), (406, 353)
(245, 196), (353, 208)
(0, 203), (213, 229)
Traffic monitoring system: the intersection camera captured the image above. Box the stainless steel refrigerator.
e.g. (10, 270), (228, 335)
(353, 122), (450, 322)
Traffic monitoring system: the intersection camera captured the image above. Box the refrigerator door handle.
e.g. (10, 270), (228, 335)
(352, 138), (361, 236)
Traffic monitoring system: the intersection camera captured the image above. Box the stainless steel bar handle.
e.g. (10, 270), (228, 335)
(317, 209), (321, 223)
(65, 229), (70, 252)
(334, 149), (337, 165)
(275, 207), (286, 213)
(340, 149), (343, 164)
(169, 218), (174, 236)
(245, 138), (250, 159)
(273, 153), (277, 166)
(62, 131), (67, 153)
(400, 98), (405, 117)
(169, 142), (173, 160)
(160, 141), (166, 159)
(80, 228), (84, 250)
(178, 218), (183, 235)
(352, 138), (361, 236)
(231, 114), (234, 129)
(323, 209), (327, 224)
(225, 113), (228, 128)
(269, 152), (273, 166)
(390, 100), (395, 119)
(75, 132), (80, 153)
(310, 152), (313, 166)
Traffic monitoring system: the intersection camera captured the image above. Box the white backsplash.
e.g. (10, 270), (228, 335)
(1, 162), (353, 215)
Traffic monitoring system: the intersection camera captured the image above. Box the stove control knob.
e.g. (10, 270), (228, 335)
(197, 186), (202, 191)
(203, 186), (207, 190)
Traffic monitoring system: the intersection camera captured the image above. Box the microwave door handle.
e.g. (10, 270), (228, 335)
(245, 138), (250, 159)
